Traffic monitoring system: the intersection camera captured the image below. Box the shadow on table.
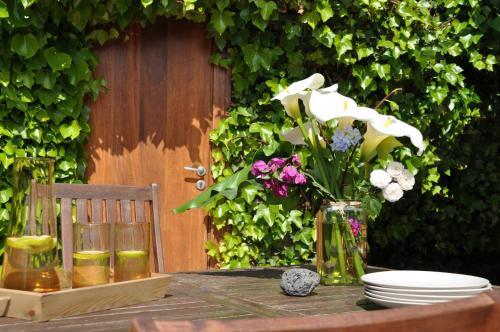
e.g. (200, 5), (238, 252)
(188, 266), (317, 279)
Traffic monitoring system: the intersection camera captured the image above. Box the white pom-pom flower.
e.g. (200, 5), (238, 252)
(396, 169), (415, 191)
(370, 169), (392, 189)
(386, 161), (404, 178)
(382, 183), (404, 202)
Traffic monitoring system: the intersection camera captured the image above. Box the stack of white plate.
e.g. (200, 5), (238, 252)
(361, 271), (492, 308)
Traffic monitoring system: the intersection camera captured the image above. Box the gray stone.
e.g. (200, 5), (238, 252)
(280, 268), (320, 296)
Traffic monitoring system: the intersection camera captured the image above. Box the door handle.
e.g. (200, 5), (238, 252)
(183, 166), (206, 177)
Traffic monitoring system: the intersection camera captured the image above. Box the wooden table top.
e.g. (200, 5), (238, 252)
(0, 267), (379, 331)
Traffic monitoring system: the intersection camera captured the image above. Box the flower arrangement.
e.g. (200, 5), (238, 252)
(259, 73), (424, 209)
(259, 73), (424, 284)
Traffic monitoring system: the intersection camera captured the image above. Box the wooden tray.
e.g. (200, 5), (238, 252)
(0, 273), (170, 322)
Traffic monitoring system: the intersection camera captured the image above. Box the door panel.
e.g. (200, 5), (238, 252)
(86, 19), (230, 272)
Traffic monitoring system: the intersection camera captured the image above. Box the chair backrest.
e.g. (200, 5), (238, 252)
(53, 183), (164, 274)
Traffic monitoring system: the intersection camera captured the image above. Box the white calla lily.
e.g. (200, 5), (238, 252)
(282, 121), (325, 147)
(272, 73), (325, 119)
(308, 91), (379, 128)
(282, 122), (311, 145)
(361, 114), (424, 161)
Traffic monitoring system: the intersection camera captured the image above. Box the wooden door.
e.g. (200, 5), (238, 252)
(85, 19), (230, 272)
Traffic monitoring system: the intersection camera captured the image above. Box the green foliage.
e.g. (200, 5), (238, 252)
(0, 0), (498, 274)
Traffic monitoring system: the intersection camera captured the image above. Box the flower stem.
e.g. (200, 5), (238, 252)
(296, 118), (333, 197)
(333, 218), (347, 281)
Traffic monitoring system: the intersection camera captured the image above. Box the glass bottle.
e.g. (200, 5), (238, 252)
(1, 157), (60, 292)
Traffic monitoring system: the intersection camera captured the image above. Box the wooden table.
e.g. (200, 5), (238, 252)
(0, 268), (379, 332)
(0, 267), (377, 331)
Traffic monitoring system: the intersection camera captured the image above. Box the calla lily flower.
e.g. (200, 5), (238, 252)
(282, 121), (325, 147)
(282, 122), (312, 145)
(308, 91), (379, 127)
(361, 114), (424, 161)
(272, 73), (325, 119)
(300, 84), (338, 117)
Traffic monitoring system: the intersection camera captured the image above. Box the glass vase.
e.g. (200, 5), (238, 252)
(1, 157), (60, 292)
(316, 201), (368, 285)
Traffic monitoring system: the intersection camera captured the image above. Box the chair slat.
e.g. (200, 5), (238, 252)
(121, 200), (132, 223)
(76, 199), (88, 223)
(91, 199), (102, 223)
(135, 200), (145, 223)
(106, 199), (117, 269)
(60, 198), (73, 272)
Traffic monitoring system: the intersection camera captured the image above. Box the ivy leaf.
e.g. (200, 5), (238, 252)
(10, 33), (40, 59)
(489, 16), (500, 32)
(312, 25), (334, 48)
(210, 10), (235, 35)
(316, 2), (333, 22)
(59, 120), (81, 139)
(0, 0), (8, 18)
(43, 48), (72, 71)
(20, 0), (36, 8)
(141, 0), (153, 8)
(68, 1), (91, 31)
(0, 70), (10, 87)
(256, 0), (277, 20)
(302, 11), (320, 29)
(241, 44), (273, 72)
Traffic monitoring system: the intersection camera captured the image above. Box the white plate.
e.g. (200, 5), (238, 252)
(364, 284), (492, 296)
(361, 271), (490, 289)
(365, 288), (475, 301)
(364, 294), (430, 308)
(365, 290), (453, 303)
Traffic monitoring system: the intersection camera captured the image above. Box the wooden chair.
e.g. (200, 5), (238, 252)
(130, 291), (500, 332)
(53, 183), (164, 275)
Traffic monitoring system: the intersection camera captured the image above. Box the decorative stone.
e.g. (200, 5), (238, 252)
(280, 268), (320, 296)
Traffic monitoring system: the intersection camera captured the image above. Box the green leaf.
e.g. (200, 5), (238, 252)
(357, 47), (374, 60)
(312, 25), (334, 48)
(210, 10), (235, 35)
(0, 0), (9, 18)
(256, 0), (277, 20)
(241, 44), (273, 72)
(10, 33), (40, 59)
(59, 120), (81, 139)
(0, 188), (13, 204)
(173, 165), (252, 213)
(141, 0), (153, 8)
(316, 2), (333, 22)
(43, 48), (72, 71)
(0, 70), (10, 87)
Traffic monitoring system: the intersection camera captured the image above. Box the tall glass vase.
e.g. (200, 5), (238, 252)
(1, 157), (60, 292)
(316, 201), (368, 285)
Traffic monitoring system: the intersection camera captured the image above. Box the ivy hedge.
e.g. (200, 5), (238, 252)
(0, 0), (498, 280)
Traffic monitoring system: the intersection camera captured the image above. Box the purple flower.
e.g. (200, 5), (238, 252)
(348, 218), (361, 237)
(280, 166), (299, 183)
(291, 154), (301, 166)
(268, 157), (287, 172)
(272, 182), (288, 197)
(262, 179), (274, 189)
(294, 173), (307, 185)
(251, 160), (268, 176)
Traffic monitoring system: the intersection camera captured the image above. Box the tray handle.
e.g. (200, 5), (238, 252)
(0, 296), (10, 316)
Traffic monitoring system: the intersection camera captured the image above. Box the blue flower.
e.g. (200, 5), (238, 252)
(330, 126), (362, 152)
